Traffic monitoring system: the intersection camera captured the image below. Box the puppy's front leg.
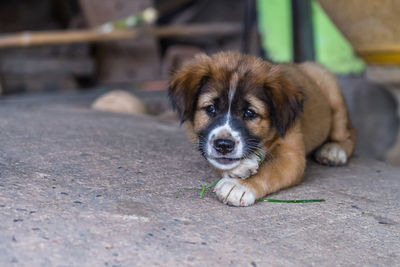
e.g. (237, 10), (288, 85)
(215, 129), (306, 206)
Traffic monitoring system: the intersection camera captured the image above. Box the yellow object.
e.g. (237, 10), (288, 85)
(318, 0), (400, 65)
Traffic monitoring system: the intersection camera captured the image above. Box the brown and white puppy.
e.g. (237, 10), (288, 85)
(169, 52), (356, 207)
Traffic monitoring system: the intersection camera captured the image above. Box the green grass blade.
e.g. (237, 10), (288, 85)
(257, 198), (325, 203)
(177, 178), (325, 203)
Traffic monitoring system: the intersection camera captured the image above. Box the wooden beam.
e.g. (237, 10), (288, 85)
(0, 23), (242, 49)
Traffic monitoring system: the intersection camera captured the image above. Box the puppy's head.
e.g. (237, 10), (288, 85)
(169, 52), (303, 170)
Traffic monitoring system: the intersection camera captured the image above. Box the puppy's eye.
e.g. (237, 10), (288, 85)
(205, 105), (216, 116)
(243, 108), (257, 120)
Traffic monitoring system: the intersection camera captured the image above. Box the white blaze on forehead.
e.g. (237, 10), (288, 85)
(228, 72), (239, 106)
(225, 72), (239, 123)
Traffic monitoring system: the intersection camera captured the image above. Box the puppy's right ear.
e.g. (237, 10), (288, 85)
(168, 54), (211, 123)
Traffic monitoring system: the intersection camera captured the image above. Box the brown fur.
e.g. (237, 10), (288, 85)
(169, 52), (356, 200)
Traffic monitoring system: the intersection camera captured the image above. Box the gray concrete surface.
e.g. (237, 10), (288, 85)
(0, 92), (399, 266)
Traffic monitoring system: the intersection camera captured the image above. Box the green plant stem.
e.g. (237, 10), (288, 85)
(200, 179), (220, 198)
(176, 179), (220, 198)
(257, 198), (325, 203)
(255, 152), (264, 166)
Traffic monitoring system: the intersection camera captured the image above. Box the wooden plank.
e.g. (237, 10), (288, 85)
(0, 44), (90, 58)
(0, 57), (94, 76)
(1, 75), (77, 94)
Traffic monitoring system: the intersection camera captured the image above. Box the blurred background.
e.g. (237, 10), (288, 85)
(0, 0), (399, 166)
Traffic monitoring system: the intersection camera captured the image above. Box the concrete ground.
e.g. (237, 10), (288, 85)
(0, 91), (399, 266)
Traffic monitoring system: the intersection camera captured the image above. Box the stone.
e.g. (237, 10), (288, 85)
(92, 90), (148, 115)
(338, 76), (400, 160)
(385, 87), (400, 166)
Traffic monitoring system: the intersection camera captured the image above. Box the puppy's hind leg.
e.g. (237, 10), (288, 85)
(300, 63), (356, 166)
(315, 125), (356, 166)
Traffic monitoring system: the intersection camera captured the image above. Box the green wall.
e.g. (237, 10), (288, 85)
(257, 0), (365, 74)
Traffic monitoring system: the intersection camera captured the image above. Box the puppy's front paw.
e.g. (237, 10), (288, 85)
(224, 156), (260, 180)
(214, 178), (256, 207)
(315, 142), (347, 166)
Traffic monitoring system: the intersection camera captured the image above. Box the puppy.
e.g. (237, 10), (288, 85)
(168, 52), (356, 206)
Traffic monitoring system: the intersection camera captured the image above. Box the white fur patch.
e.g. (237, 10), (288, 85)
(205, 72), (244, 171)
(228, 73), (238, 104)
(223, 154), (260, 179)
(207, 157), (241, 170)
(214, 178), (256, 206)
(315, 142), (347, 166)
(207, 122), (243, 159)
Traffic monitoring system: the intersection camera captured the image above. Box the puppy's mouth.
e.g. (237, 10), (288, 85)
(212, 157), (240, 165)
(207, 156), (242, 170)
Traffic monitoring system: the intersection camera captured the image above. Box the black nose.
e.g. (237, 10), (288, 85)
(213, 139), (235, 154)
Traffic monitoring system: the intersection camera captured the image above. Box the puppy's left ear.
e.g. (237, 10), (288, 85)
(168, 54), (211, 123)
(264, 71), (304, 137)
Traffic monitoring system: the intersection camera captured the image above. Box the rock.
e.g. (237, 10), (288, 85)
(338, 76), (399, 160)
(385, 87), (400, 166)
(92, 90), (148, 115)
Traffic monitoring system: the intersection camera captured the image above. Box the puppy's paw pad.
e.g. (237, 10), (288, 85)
(214, 178), (256, 206)
(315, 142), (347, 166)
